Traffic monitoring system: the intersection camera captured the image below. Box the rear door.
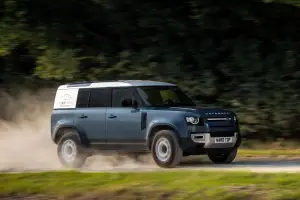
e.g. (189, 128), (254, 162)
(74, 88), (110, 143)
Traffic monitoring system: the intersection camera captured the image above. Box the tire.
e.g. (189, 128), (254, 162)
(57, 131), (88, 169)
(151, 130), (182, 168)
(207, 148), (238, 164)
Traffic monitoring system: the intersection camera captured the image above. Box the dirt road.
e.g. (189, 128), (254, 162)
(2, 156), (300, 174)
(78, 156), (300, 173)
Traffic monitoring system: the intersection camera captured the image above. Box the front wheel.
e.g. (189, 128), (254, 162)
(57, 131), (88, 169)
(151, 130), (182, 168)
(207, 148), (238, 164)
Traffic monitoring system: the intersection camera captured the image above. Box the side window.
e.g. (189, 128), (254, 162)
(89, 88), (110, 107)
(76, 89), (90, 108)
(112, 87), (136, 107)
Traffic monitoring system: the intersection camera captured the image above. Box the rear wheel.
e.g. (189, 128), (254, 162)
(207, 148), (238, 164)
(57, 131), (88, 169)
(151, 130), (182, 168)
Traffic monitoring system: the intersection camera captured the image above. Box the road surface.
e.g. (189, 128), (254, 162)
(81, 156), (300, 173)
(2, 156), (300, 173)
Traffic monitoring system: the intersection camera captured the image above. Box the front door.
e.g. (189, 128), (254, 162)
(106, 87), (146, 151)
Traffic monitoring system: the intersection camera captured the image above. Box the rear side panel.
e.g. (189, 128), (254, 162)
(51, 109), (76, 140)
(51, 88), (79, 141)
(53, 88), (79, 109)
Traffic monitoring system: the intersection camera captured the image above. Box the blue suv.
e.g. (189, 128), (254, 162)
(51, 80), (241, 168)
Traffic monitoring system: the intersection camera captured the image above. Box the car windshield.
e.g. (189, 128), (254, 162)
(136, 86), (196, 107)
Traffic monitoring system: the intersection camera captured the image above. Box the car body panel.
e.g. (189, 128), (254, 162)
(105, 107), (144, 144)
(73, 108), (107, 142)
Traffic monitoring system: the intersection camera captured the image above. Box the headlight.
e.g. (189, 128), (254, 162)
(233, 115), (237, 123)
(185, 116), (200, 125)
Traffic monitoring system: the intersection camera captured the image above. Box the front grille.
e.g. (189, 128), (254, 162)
(210, 132), (235, 137)
(206, 117), (232, 121)
(204, 112), (233, 122)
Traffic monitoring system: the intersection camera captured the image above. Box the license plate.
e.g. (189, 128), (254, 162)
(214, 137), (233, 143)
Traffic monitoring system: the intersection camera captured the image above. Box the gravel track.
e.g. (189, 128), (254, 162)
(82, 157), (300, 173)
(2, 156), (300, 174)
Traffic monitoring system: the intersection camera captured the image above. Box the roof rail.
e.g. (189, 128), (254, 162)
(67, 81), (93, 87)
(68, 81), (93, 85)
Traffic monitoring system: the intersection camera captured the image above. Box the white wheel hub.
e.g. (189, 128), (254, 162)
(61, 139), (77, 163)
(155, 137), (172, 162)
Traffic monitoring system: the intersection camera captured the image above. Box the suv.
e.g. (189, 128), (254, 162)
(51, 80), (241, 168)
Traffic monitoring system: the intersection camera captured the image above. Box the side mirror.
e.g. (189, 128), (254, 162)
(121, 98), (139, 108)
(121, 98), (133, 107)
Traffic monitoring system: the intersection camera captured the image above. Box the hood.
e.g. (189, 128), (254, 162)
(194, 107), (234, 118)
(166, 106), (233, 116)
(145, 106), (234, 118)
(145, 106), (236, 127)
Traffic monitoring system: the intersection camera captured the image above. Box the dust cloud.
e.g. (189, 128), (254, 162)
(0, 89), (155, 172)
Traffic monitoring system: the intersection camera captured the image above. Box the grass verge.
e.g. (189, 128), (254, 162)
(238, 140), (300, 158)
(2, 171), (300, 200)
(238, 148), (300, 158)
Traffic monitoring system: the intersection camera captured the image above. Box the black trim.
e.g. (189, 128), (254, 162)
(89, 139), (148, 152)
(106, 139), (146, 144)
(87, 89), (91, 106)
(133, 88), (145, 106)
(108, 88), (112, 107)
(90, 144), (149, 152)
(141, 112), (147, 130)
(234, 132), (242, 148)
(90, 139), (146, 144)
(88, 139), (106, 143)
(67, 82), (93, 87)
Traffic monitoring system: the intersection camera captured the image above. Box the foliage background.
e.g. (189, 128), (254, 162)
(1, 0), (300, 140)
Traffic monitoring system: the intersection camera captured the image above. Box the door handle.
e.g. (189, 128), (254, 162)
(79, 114), (88, 119)
(108, 114), (117, 119)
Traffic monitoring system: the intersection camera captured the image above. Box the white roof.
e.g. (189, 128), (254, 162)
(58, 80), (175, 90)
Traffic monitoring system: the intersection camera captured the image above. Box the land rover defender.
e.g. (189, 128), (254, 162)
(51, 80), (241, 168)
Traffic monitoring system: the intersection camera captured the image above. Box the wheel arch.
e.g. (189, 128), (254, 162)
(53, 125), (88, 145)
(147, 124), (181, 150)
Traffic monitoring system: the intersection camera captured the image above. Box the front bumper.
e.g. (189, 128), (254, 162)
(190, 132), (239, 148)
